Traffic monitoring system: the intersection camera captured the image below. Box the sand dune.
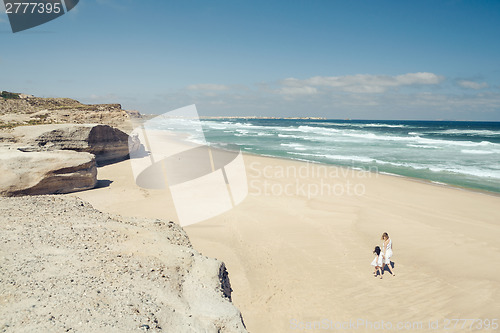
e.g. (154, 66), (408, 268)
(70, 153), (500, 332)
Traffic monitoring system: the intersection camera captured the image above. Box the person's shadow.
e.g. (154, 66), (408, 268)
(375, 262), (395, 277)
(382, 261), (395, 275)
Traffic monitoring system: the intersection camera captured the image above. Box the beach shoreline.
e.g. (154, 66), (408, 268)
(232, 148), (500, 199)
(195, 118), (500, 195)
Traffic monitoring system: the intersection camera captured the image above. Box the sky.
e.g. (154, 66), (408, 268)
(1, 0), (500, 120)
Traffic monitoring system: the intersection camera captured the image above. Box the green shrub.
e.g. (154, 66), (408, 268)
(1, 91), (21, 99)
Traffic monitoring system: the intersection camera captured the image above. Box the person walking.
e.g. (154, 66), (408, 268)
(381, 232), (395, 276)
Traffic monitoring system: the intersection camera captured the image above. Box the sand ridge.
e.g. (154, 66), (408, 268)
(0, 195), (247, 332)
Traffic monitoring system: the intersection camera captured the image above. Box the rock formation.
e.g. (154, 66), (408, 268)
(13, 124), (137, 166)
(0, 149), (97, 196)
(0, 196), (247, 332)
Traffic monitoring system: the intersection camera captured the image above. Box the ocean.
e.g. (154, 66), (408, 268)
(159, 118), (500, 194)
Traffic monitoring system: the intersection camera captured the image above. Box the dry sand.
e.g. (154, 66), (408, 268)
(69, 153), (500, 332)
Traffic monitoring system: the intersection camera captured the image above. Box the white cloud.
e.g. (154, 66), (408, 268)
(187, 84), (230, 91)
(172, 73), (499, 119)
(457, 80), (489, 90)
(279, 86), (317, 95)
(281, 72), (444, 94)
(152, 83), (499, 120)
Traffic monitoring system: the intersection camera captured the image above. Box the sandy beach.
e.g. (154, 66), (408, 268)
(69, 152), (500, 332)
(4, 1), (500, 331)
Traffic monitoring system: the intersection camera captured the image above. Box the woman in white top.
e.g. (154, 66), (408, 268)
(381, 232), (395, 276)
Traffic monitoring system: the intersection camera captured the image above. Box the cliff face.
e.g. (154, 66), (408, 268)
(0, 123), (141, 196)
(0, 196), (247, 332)
(0, 92), (248, 332)
(0, 93), (144, 195)
(0, 92), (138, 132)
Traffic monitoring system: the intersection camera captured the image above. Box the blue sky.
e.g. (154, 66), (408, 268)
(1, 0), (500, 120)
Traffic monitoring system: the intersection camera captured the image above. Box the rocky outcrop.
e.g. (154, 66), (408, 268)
(0, 149), (97, 196)
(0, 93), (134, 131)
(0, 196), (247, 332)
(125, 109), (142, 118)
(13, 124), (137, 166)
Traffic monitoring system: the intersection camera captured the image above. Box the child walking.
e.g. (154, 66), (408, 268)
(371, 246), (383, 279)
